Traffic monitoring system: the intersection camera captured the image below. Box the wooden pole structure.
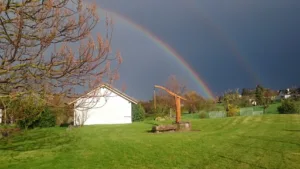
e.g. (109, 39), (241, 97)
(153, 88), (156, 110)
(154, 85), (187, 123)
(175, 96), (181, 123)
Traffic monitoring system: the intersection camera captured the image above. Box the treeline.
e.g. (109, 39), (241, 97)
(136, 76), (219, 120)
(136, 83), (300, 120)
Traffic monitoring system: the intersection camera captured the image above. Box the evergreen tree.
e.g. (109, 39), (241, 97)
(255, 85), (264, 105)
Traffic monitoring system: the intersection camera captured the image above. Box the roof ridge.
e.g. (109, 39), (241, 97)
(68, 83), (138, 105)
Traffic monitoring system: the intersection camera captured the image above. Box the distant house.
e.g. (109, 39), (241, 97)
(69, 84), (138, 126)
(249, 99), (257, 106)
(277, 88), (291, 100)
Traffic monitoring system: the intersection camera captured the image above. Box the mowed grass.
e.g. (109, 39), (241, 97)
(1, 114), (300, 169)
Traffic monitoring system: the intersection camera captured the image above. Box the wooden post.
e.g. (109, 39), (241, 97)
(153, 89), (156, 110)
(175, 96), (181, 123)
(4, 108), (6, 125)
(154, 85), (187, 124)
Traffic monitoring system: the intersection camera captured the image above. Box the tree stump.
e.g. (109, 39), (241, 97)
(175, 121), (192, 131)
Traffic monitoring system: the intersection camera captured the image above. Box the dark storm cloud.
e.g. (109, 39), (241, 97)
(92, 0), (300, 99)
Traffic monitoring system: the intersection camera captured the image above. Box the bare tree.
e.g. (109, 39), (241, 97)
(154, 75), (187, 116)
(0, 0), (121, 97)
(183, 90), (204, 113)
(0, 0), (121, 125)
(165, 75), (187, 95)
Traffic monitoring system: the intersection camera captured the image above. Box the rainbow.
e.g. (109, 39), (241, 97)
(186, 0), (261, 84)
(85, 3), (215, 99)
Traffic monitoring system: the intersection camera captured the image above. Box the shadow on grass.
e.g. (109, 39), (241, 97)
(236, 135), (300, 146)
(0, 128), (76, 152)
(146, 129), (201, 134)
(144, 121), (159, 126)
(216, 154), (267, 169)
(284, 129), (300, 132)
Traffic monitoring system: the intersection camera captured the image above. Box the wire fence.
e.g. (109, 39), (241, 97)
(207, 107), (264, 119)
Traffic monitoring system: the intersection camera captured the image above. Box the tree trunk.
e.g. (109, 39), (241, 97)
(4, 109), (6, 125)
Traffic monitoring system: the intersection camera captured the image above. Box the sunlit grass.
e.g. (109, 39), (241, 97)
(1, 114), (300, 169)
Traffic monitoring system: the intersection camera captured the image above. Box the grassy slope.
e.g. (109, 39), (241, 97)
(1, 114), (300, 169)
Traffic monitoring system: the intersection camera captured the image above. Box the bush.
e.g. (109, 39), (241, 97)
(36, 108), (56, 128)
(17, 107), (56, 129)
(226, 104), (240, 117)
(199, 111), (207, 119)
(16, 109), (41, 129)
(132, 104), (145, 122)
(278, 99), (300, 114)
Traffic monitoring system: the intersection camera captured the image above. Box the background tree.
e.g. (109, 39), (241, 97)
(221, 89), (241, 116)
(183, 91), (204, 113)
(153, 75), (187, 116)
(255, 85), (264, 105)
(222, 89), (240, 106)
(241, 88), (251, 96)
(132, 103), (145, 122)
(0, 0), (121, 125)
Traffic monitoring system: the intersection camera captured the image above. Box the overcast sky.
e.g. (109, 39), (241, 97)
(88, 0), (300, 100)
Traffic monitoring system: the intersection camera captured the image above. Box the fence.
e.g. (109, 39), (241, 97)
(208, 111), (227, 118)
(239, 107), (264, 116)
(207, 107), (264, 119)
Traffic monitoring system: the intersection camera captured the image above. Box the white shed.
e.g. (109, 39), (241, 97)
(70, 84), (138, 126)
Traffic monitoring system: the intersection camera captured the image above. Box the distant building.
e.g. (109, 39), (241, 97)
(277, 88), (291, 100)
(249, 99), (257, 106)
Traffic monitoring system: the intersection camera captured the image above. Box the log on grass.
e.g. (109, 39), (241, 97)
(152, 124), (177, 132)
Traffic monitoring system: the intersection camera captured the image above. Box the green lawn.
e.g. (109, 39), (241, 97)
(1, 114), (300, 169)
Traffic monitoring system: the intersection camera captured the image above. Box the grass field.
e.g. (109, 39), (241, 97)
(1, 114), (300, 169)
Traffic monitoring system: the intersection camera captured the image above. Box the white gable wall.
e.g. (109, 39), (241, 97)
(74, 87), (132, 125)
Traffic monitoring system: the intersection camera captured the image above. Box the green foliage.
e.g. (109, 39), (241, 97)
(183, 91), (204, 113)
(278, 99), (300, 114)
(35, 108), (56, 128)
(255, 85), (264, 105)
(241, 88), (255, 97)
(199, 99), (218, 112)
(236, 97), (252, 108)
(132, 104), (145, 122)
(226, 104), (240, 117)
(16, 110), (40, 129)
(222, 89), (240, 104)
(199, 111), (207, 119)
(17, 107), (56, 129)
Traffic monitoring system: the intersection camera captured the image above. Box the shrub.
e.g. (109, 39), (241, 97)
(132, 103), (145, 122)
(17, 107), (56, 129)
(226, 104), (240, 117)
(36, 108), (56, 128)
(17, 109), (41, 129)
(199, 111), (207, 119)
(278, 99), (299, 114)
